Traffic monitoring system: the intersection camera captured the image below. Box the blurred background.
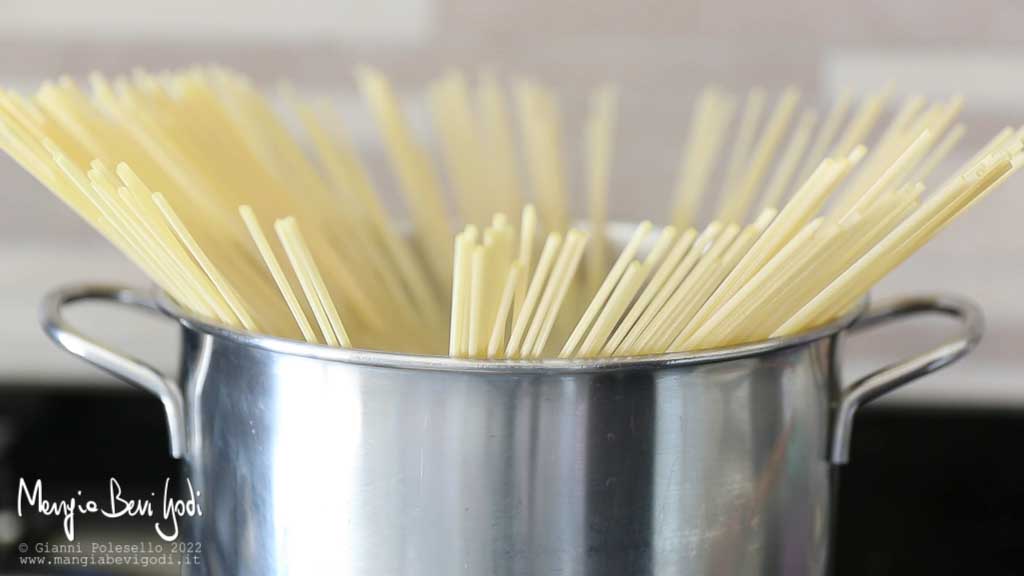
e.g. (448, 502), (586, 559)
(0, 1), (1021, 574)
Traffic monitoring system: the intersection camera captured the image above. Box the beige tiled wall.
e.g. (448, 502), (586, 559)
(0, 0), (1020, 402)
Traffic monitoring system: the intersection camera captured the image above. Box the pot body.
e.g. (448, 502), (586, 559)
(41, 285), (981, 576)
(180, 327), (839, 576)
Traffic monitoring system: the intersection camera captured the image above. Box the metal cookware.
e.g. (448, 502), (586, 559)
(42, 283), (981, 576)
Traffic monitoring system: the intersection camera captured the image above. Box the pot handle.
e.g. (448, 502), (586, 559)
(830, 294), (984, 464)
(40, 284), (186, 459)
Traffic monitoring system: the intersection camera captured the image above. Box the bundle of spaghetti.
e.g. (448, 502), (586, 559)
(673, 135), (1020, 352)
(527, 99), (1018, 358)
(449, 206), (589, 359)
(1, 65), (1020, 360)
(0, 66), (447, 353)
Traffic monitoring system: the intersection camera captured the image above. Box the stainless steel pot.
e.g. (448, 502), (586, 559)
(42, 284), (981, 576)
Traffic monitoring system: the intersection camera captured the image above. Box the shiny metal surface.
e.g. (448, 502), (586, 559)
(42, 284), (982, 576)
(829, 295), (983, 463)
(41, 285), (186, 457)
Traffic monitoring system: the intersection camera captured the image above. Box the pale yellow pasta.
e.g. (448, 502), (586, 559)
(1, 67), (1016, 360)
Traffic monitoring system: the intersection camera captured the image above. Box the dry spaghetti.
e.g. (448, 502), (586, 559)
(0, 66), (1018, 359)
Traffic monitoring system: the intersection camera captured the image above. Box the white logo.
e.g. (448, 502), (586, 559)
(17, 477), (203, 542)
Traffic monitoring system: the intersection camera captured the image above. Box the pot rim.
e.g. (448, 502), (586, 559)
(154, 288), (867, 374)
